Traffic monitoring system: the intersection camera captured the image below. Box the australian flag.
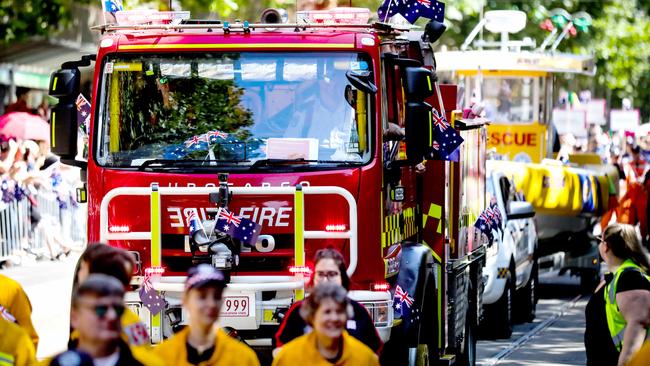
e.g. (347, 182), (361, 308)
(489, 197), (503, 231)
(378, 0), (445, 24)
(102, 0), (123, 13)
(138, 279), (166, 315)
(215, 208), (262, 247)
(474, 209), (495, 243)
(427, 108), (464, 162)
(393, 284), (414, 318)
(75, 94), (91, 134)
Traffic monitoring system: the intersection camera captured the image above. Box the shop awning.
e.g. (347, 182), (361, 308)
(0, 40), (96, 90)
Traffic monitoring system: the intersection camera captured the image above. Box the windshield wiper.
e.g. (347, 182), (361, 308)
(248, 158), (359, 170)
(137, 159), (249, 171)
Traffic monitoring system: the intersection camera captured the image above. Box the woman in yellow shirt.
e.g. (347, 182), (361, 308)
(272, 283), (379, 366)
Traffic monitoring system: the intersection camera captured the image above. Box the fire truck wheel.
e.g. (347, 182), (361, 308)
(417, 271), (438, 363)
(414, 344), (429, 366)
(457, 311), (477, 366)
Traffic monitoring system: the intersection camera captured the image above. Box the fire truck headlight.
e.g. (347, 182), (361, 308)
(375, 303), (390, 326)
(361, 301), (391, 328)
(127, 251), (142, 275)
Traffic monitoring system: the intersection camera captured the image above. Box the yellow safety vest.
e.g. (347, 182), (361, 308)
(604, 259), (650, 351)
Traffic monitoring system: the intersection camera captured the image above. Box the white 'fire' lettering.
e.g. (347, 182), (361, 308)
(167, 207), (292, 228)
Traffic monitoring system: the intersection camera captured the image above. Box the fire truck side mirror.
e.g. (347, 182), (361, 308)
(403, 67), (435, 102)
(345, 70), (377, 94)
(405, 101), (432, 163)
(403, 67), (436, 162)
(49, 68), (81, 160)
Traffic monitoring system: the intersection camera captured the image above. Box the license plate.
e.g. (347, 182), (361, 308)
(221, 296), (251, 317)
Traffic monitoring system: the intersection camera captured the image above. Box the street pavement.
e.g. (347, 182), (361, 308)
(3, 254), (593, 364)
(477, 270), (588, 366)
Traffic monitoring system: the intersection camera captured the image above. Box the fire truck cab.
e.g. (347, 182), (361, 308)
(49, 7), (489, 365)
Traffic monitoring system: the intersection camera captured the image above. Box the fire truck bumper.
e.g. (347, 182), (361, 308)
(125, 277), (393, 343)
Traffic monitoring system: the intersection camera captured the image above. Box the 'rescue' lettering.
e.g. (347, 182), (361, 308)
(167, 207), (292, 228)
(489, 132), (538, 147)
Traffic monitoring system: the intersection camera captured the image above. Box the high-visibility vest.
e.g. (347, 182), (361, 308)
(604, 259), (650, 351)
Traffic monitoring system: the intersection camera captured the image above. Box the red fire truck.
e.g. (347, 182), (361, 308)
(49, 8), (488, 365)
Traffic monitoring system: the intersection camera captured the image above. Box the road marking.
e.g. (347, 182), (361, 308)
(483, 294), (584, 366)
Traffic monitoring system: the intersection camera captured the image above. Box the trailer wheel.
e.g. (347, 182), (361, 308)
(580, 268), (600, 294)
(516, 260), (538, 323)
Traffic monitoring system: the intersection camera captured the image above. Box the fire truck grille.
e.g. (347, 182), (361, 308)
(161, 234), (295, 275)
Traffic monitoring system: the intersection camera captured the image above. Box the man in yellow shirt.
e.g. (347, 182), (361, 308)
(0, 274), (38, 350)
(49, 274), (163, 366)
(155, 264), (259, 365)
(0, 317), (36, 366)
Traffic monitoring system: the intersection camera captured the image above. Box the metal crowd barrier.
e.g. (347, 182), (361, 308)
(0, 187), (87, 263)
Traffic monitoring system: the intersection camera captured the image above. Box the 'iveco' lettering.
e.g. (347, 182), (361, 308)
(167, 207), (292, 228)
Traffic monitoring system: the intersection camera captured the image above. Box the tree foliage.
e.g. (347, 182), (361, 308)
(5, 0), (650, 120)
(440, 0), (650, 120)
(0, 0), (72, 43)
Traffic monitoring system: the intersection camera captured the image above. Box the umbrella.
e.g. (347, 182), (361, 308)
(0, 112), (50, 142)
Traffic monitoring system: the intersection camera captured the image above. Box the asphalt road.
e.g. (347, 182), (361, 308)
(477, 271), (588, 366)
(2, 255), (592, 364)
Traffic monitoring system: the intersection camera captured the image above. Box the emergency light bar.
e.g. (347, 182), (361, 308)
(115, 10), (190, 26)
(297, 7), (371, 25)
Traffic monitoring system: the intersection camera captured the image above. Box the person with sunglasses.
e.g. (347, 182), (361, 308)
(154, 264), (260, 365)
(47, 274), (163, 366)
(70, 243), (151, 350)
(274, 248), (382, 356)
(585, 224), (650, 366)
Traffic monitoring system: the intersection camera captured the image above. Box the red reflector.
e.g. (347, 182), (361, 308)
(289, 266), (312, 275)
(372, 282), (391, 291)
(144, 266), (165, 276)
(326, 224), (347, 232)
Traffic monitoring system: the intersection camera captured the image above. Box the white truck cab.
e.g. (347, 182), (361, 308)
(481, 166), (538, 339)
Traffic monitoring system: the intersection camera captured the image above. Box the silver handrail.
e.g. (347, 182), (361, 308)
(99, 185), (358, 276)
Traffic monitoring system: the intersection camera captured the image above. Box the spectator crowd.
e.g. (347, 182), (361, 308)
(0, 86), (83, 264)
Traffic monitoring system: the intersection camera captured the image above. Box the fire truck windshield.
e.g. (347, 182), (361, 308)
(95, 52), (373, 169)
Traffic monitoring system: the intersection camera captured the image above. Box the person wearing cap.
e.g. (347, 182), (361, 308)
(272, 282), (379, 366)
(46, 274), (163, 366)
(154, 264), (260, 366)
(0, 274), (39, 350)
(0, 316), (36, 366)
(70, 243), (151, 350)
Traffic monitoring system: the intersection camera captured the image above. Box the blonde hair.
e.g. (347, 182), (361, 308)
(602, 223), (650, 272)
